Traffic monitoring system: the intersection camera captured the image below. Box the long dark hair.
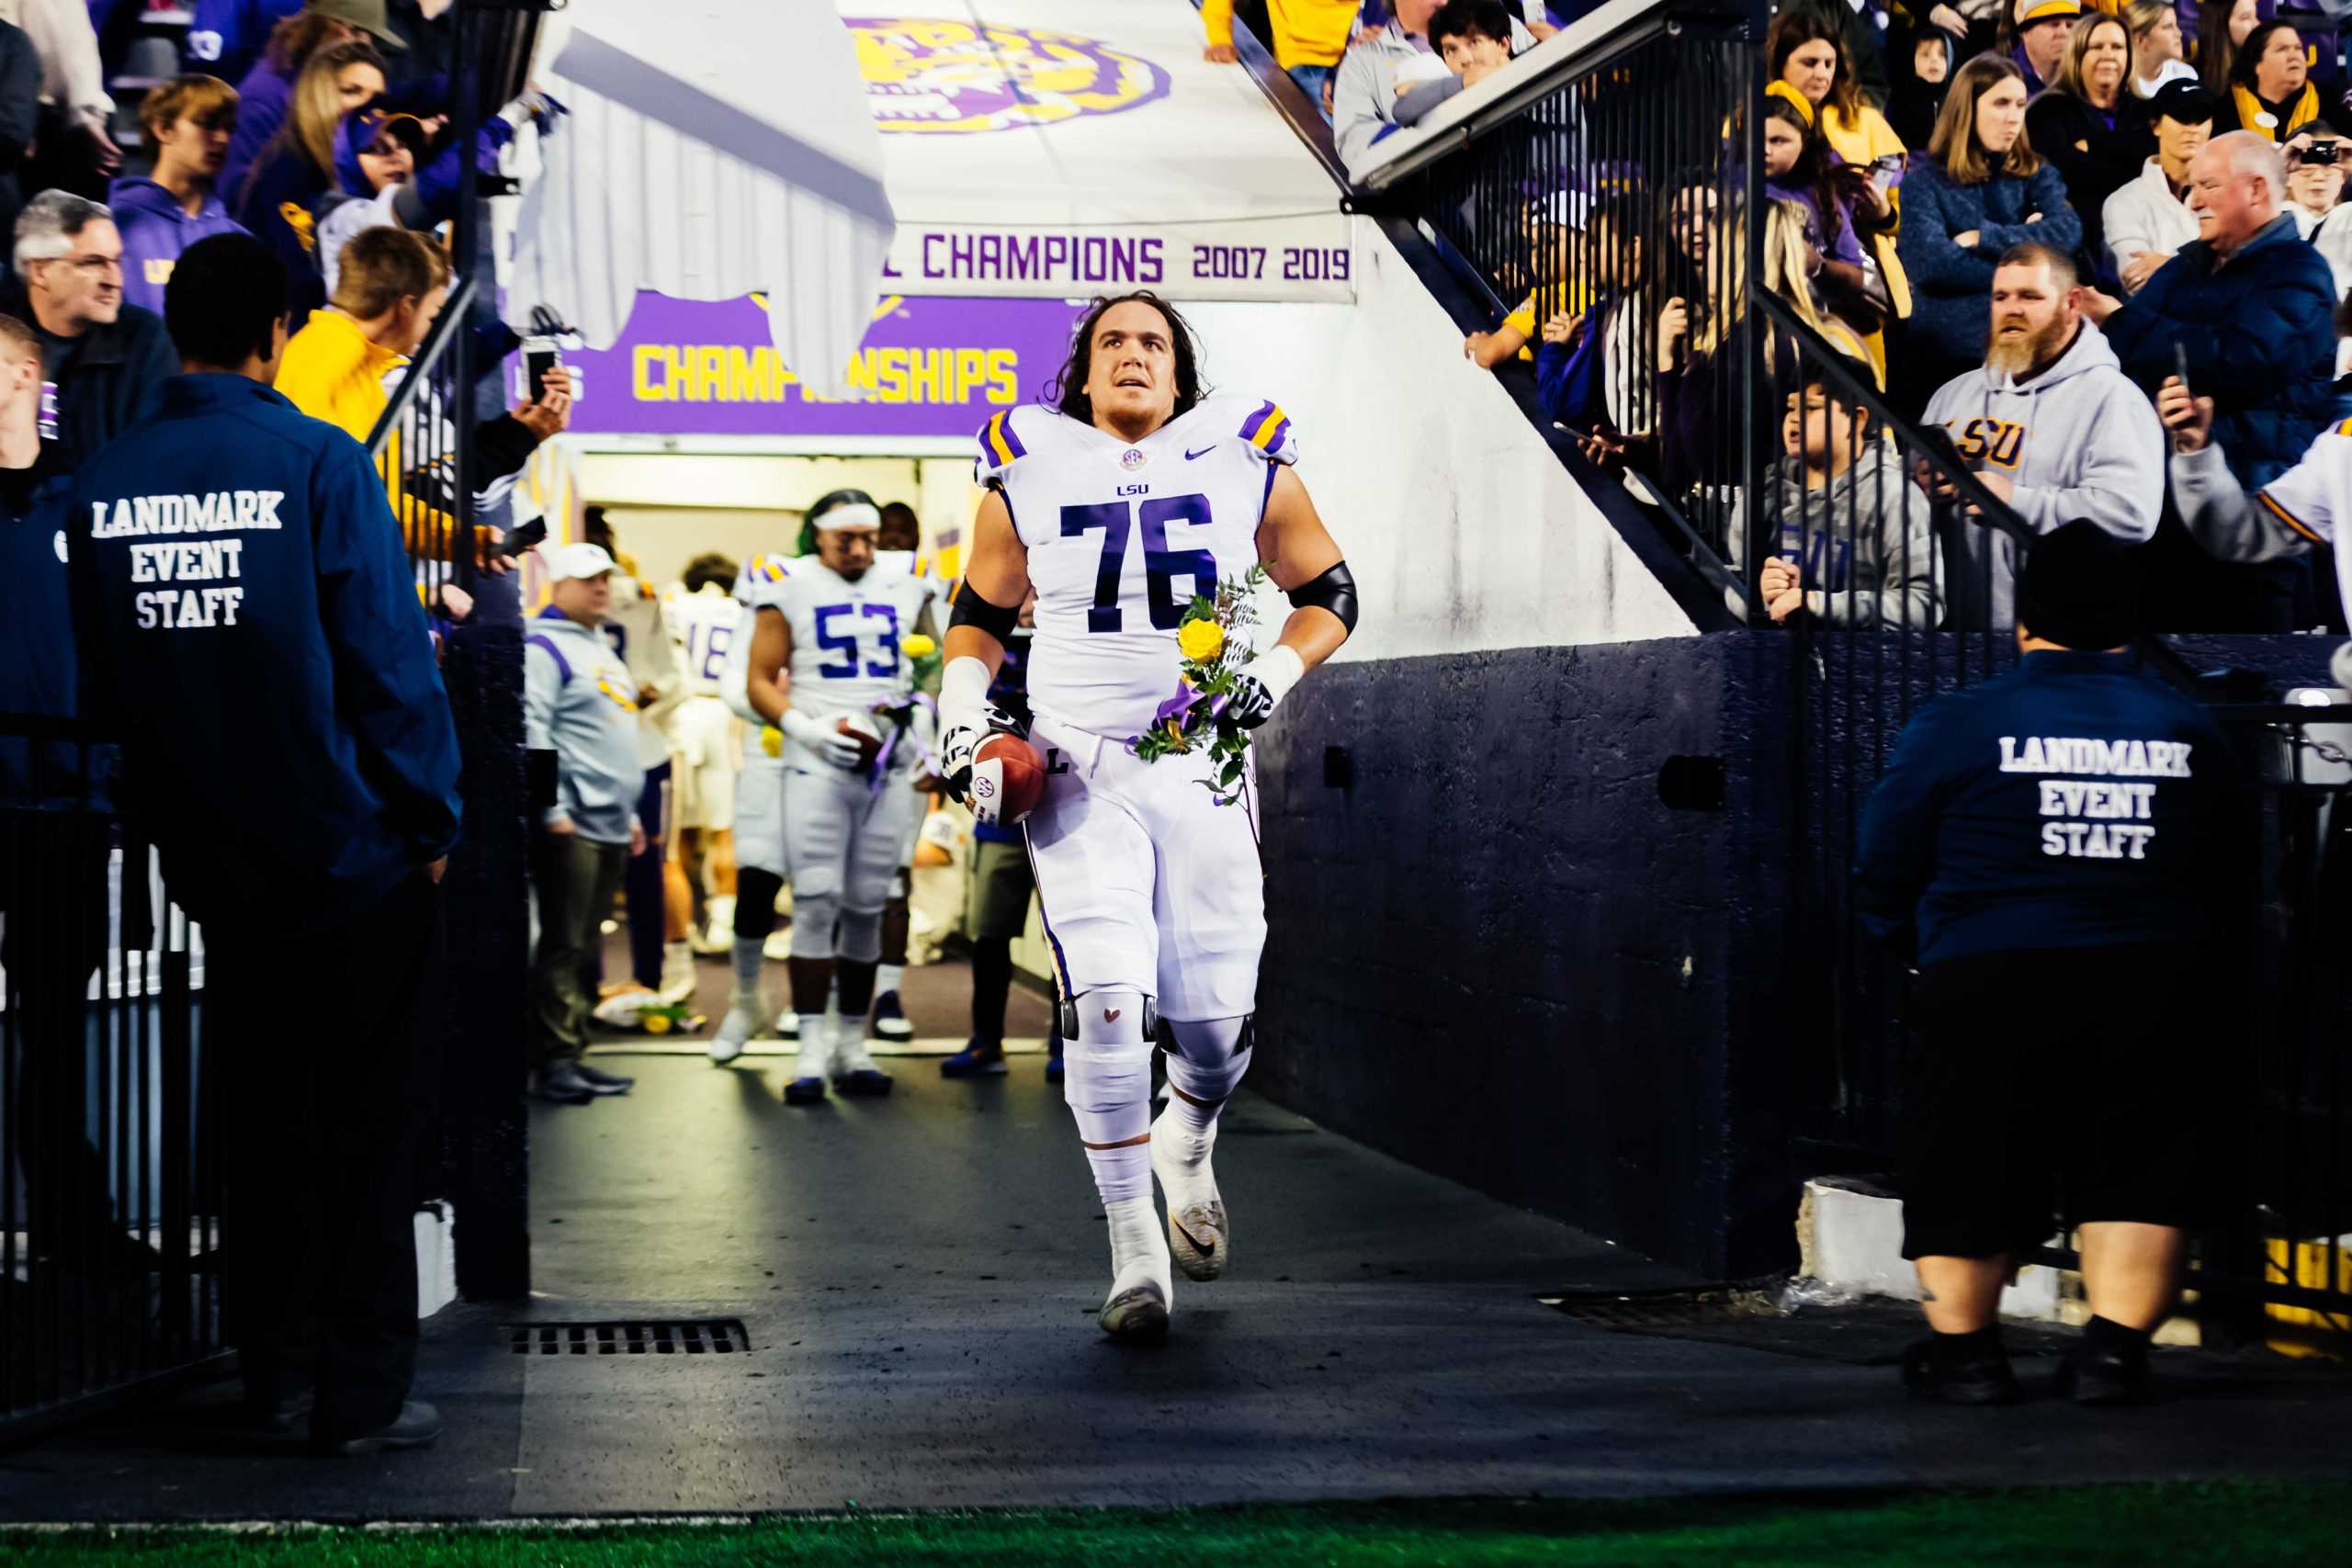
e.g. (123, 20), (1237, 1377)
(1764, 94), (1850, 250)
(1047, 291), (1210, 424)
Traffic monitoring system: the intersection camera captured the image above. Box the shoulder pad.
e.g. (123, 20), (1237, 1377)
(733, 553), (792, 605)
(974, 407), (1034, 482)
(1234, 398), (1298, 464)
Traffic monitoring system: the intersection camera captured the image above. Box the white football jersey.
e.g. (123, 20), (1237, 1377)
(739, 553), (937, 725)
(975, 394), (1297, 739)
(664, 581), (742, 700)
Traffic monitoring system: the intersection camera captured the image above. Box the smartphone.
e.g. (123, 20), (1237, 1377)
(2172, 343), (2193, 400)
(521, 336), (563, 402)
(499, 516), (550, 558)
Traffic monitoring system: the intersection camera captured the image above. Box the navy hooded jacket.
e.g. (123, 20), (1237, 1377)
(1853, 650), (2245, 968)
(2100, 212), (2342, 489)
(0, 444), (100, 809)
(71, 374), (460, 926)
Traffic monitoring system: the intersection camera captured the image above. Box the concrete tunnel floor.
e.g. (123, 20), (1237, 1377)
(5, 953), (2350, 1522)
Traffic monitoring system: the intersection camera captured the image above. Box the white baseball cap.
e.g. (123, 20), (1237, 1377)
(544, 541), (617, 581)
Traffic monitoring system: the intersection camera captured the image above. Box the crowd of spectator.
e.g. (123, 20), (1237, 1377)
(1275, 0), (2352, 640)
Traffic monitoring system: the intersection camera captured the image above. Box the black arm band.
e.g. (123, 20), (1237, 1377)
(1286, 560), (1358, 633)
(948, 581), (1021, 642)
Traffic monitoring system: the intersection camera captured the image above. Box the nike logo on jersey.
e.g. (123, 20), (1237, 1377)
(1183, 446), (1216, 460)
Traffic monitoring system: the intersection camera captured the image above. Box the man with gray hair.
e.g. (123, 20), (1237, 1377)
(2081, 130), (2339, 629)
(0, 187), (176, 464)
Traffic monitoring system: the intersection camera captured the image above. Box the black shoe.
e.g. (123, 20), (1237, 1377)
(2054, 1344), (2152, 1406)
(573, 1062), (636, 1094)
(243, 1388), (314, 1434)
(1900, 1335), (2022, 1405)
(527, 1064), (597, 1105)
(311, 1399), (443, 1457)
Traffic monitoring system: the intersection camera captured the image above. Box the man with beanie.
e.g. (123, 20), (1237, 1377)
(1853, 521), (2248, 1406)
(525, 541), (645, 1105)
(1922, 243), (2164, 628)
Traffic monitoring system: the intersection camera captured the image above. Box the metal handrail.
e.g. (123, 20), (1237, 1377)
(1351, 0), (1699, 193)
(365, 274), (481, 460)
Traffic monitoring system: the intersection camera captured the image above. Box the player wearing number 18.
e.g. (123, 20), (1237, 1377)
(940, 292), (1360, 1344)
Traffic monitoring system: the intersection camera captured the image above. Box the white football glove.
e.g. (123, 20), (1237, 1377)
(782, 708), (867, 770)
(1226, 646), (1305, 730)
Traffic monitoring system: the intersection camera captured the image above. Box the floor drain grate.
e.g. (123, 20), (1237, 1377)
(505, 1319), (753, 1356)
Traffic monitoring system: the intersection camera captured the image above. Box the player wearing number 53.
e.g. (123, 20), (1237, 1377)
(939, 292), (1359, 1344)
(728, 490), (941, 1101)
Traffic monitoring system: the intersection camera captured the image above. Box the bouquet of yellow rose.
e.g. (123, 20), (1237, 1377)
(1128, 564), (1269, 806)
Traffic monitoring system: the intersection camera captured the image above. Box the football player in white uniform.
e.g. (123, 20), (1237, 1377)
(736, 490), (939, 1102)
(710, 552), (790, 1065)
(662, 554), (745, 953)
(866, 498), (950, 1043)
(940, 294), (1358, 1342)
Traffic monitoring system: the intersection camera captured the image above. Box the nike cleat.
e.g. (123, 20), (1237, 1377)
(1150, 1108), (1227, 1281)
(782, 1075), (828, 1105)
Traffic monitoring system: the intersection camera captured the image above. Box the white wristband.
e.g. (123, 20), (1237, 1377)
(941, 656), (992, 728)
(1251, 644), (1306, 706)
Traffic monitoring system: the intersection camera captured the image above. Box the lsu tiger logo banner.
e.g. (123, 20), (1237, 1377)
(847, 17), (1170, 133)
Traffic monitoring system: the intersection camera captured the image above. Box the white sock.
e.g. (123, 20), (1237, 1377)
(876, 963), (904, 998)
(794, 1016), (831, 1077)
(729, 939), (764, 1009)
(1104, 1195), (1166, 1276)
(834, 1014), (877, 1074)
(1084, 1141), (1153, 1207)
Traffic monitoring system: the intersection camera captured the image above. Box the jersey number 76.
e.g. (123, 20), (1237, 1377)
(1060, 494), (1218, 634)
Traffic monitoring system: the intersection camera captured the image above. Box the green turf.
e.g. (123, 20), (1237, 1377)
(7, 1484), (2350, 1567)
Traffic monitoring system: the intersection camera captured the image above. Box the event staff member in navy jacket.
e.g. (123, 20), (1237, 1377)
(70, 232), (460, 1458)
(1854, 523), (2246, 1408)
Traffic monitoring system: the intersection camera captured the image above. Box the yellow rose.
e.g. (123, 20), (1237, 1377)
(761, 725), (784, 757)
(903, 633), (937, 659)
(1177, 619), (1226, 662)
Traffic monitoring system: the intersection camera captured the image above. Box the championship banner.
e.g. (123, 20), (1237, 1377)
(843, 9), (1357, 304)
(881, 218), (1356, 303)
(556, 291), (1085, 439)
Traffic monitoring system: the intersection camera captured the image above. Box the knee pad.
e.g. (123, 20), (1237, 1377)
(788, 890), (840, 960)
(1058, 987), (1155, 1043)
(733, 868), (783, 941)
(1062, 986), (1154, 1147)
(835, 903), (883, 964)
(1165, 1015), (1254, 1104)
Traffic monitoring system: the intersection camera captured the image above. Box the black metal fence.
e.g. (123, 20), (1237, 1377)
(2, 720), (228, 1438)
(1372, 0), (2352, 1322)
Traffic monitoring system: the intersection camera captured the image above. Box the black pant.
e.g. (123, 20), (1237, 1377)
(1900, 943), (2211, 1261)
(2, 816), (128, 1275)
(207, 872), (443, 1438)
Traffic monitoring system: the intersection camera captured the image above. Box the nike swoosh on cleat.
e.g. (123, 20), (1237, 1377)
(1184, 446), (1216, 460)
(1173, 1217), (1216, 1256)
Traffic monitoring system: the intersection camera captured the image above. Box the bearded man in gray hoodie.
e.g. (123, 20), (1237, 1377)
(1921, 243), (2165, 628)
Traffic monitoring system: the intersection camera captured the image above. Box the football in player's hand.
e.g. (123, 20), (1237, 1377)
(837, 713), (886, 772)
(971, 732), (1046, 825)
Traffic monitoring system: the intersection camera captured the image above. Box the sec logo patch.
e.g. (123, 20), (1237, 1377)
(848, 18), (1171, 135)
